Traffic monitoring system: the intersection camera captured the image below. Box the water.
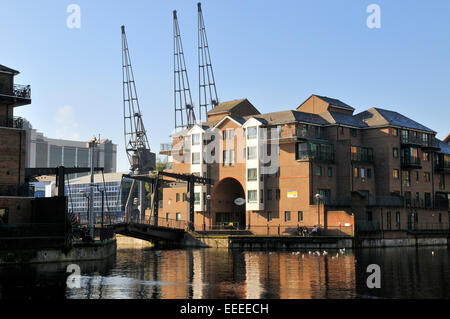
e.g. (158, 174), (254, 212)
(1, 246), (450, 299)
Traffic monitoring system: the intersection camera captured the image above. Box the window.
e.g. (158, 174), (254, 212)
(424, 172), (431, 182)
(393, 128), (398, 136)
(396, 212), (401, 229)
(247, 126), (257, 139)
(194, 193), (200, 205)
(276, 189), (280, 200)
(176, 213), (181, 221)
(423, 152), (430, 161)
(260, 190), (264, 204)
(192, 152), (200, 164)
(387, 211), (391, 230)
(361, 168), (366, 178)
(440, 174), (445, 189)
(316, 165), (322, 176)
(350, 128), (357, 137)
(367, 211), (373, 222)
(285, 211), (291, 222)
(422, 133), (429, 145)
(327, 167), (333, 177)
(393, 148), (399, 158)
(229, 149), (235, 166)
(183, 193), (187, 202)
(403, 170), (410, 187)
(298, 211), (303, 222)
(404, 191), (411, 207)
(247, 146), (257, 160)
(222, 150), (228, 166)
(166, 213), (170, 221)
(0, 208), (8, 224)
(247, 168), (257, 181)
(424, 193), (431, 208)
(248, 190), (257, 203)
(222, 130), (227, 140)
(229, 129), (235, 140)
(176, 193), (180, 202)
(267, 211), (272, 222)
(277, 125), (282, 138)
(318, 189), (331, 204)
(192, 134), (200, 145)
(340, 127), (345, 135)
(267, 189), (273, 200)
(367, 168), (372, 178)
(354, 167), (359, 178)
(439, 213), (442, 224)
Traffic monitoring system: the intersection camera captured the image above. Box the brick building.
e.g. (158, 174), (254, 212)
(160, 95), (449, 236)
(0, 64), (32, 223)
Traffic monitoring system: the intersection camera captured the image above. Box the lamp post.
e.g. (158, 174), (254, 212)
(205, 194), (212, 231)
(315, 193), (321, 228)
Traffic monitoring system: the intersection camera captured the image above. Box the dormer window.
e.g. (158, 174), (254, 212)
(247, 126), (257, 139)
(192, 134), (200, 146)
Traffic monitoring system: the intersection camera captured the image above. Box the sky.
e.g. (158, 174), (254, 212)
(1, 0), (449, 172)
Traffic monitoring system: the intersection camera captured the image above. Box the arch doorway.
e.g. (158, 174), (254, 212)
(211, 178), (246, 229)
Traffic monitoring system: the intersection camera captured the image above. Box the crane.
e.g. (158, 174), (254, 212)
(197, 2), (219, 123)
(121, 25), (156, 223)
(173, 10), (196, 130)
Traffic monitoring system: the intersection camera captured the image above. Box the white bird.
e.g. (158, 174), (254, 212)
(308, 251), (312, 254)
(323, 250), (328, 255)
(301, 254), (305, 259)
(432, 251), (435, 256)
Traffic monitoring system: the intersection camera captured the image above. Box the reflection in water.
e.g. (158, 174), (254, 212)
(1, 246), (450, 299)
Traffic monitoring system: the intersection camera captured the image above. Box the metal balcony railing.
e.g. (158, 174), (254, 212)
(0, 183), (34, 197)
(367, 196), (404, 207)
(434, 197), (449, 210)
(297, 150), (335, 162)
(160, 143), (172, 152)
(401, 155), (421, 167)
(13, 84), (31, 99)
(401, 135), (422, 145)
(296, 127), (327, 140)
(0, 116), (24, 129)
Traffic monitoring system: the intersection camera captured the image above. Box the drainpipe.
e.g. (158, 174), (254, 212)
(18, 130), (22, 195)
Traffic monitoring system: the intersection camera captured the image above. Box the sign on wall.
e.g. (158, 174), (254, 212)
(287, 191), (298, 198)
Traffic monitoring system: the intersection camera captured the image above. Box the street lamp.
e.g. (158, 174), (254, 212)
(315, 193), (321, 227)
(205, 194), (212, 231)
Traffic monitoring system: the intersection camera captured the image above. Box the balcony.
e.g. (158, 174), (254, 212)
(0, 116), (24, 129)
(401, 135), (422, 146)
(367, 195), (404, 207)
(435, 197), (449, 210)
(296, 127), (327, 141)
(401, 133), (440, 150)
(0, 84), (31, 106)
(297, 149), (335, 162)
(435, 155), (450, 173)
(0, 183), (34, 197)
(351, 146), (374, 163)
(401, 155), (421, 169)
(159, 143), (173, 155)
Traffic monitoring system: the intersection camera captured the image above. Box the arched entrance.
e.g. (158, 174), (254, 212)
(211, 178), (246, 229)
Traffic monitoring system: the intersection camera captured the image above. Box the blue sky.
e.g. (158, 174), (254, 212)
(1, 0), (449, 172)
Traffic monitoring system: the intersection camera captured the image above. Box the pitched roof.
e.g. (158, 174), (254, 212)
(320, 111), (368, 128)
(354, 107), (435, 133)
(207, 98), (247, 114)
(313, 94), (355, 111)
(443, 133), (450, 144)
(438, 140), (450, 154)
(243, 110), (329, 126)
(0, 64), (19, 75)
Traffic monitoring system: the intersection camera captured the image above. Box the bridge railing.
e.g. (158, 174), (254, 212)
(143, 216), (190, 230)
